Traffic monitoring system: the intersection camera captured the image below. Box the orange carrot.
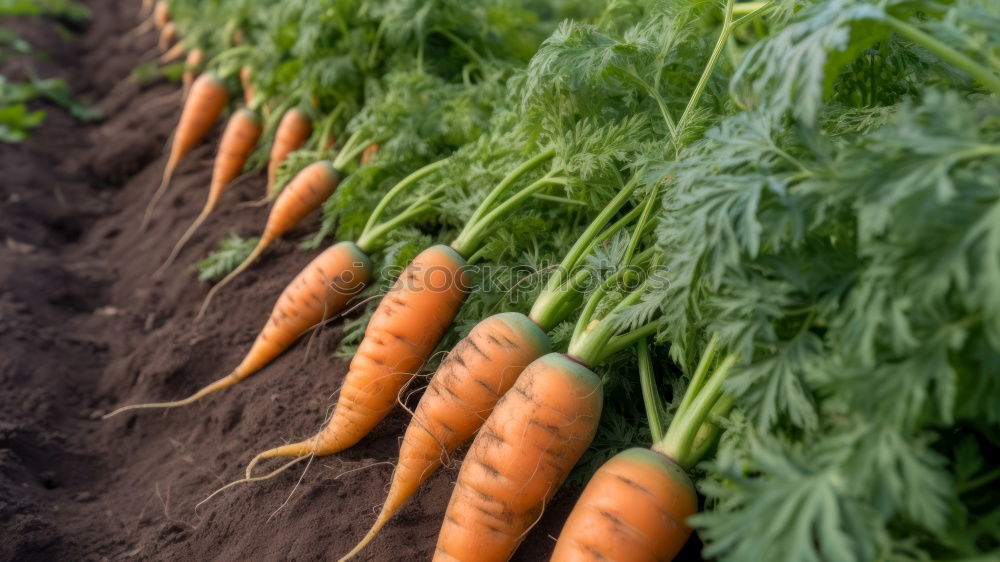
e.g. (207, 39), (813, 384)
(339, 312), (549, 560)
(266, 108), (312, 199)
(197, 161), (341, 318)
(153, 0), (169, 30)
(359, 143), (379, 166)
(433, 353), (603, 562)
(157, 21), (177, 52)
(550, 448), (697, 562)
(240, 66), (254, 106)
(181, 48), (204, 99)
(157, 108), (262, 275)
(231, 28), (245, 46)
(105, 242), (372, 417)
(142, 73), (228, 231)
(158, 40), (185, 64)
(246, 245), (470, 471)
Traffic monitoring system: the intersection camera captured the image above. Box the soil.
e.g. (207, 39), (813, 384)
(0, 3), (704, 561)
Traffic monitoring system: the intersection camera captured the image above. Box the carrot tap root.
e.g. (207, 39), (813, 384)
(102, 371), (240, 419)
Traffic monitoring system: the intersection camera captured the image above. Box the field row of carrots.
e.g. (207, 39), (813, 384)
(104, 0), (1000, 560)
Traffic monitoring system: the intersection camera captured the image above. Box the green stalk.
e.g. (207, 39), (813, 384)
(450, 170), (567, 258)
(436, 28), (488, 72)
(604, 321), (659, 357)
(886, 17), (1000, 95)
(654, 354), (736, 469)
(357, 197), (437, 253)
(675, 333), (720, 422)
(529, 187), (641, 330)
(638, 339), (667, 444)
(461, 148), (556, 233)
(674, 0), (736, 148)
(360, 158), (450, 240)
(568, 286), (644, 366)
(331, 130), (369, 170)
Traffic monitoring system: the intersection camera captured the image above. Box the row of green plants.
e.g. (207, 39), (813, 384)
(108, 0), (1000, 559)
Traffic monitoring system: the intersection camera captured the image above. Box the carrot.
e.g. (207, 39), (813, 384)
(338, 312), (549, 560)
(551, 337), (736, 562)
(153, 0), (170, 30)
(359, 143), (379, 166)
(433, 352), (603, 562)
(181, 48), (204, 99)
(156, 108), (262, 275)
(157, 21), (177, 52)
(142, 73), (228, 231)
(266, 108), (312, 199)
(158, 40), (185, 64)
(197, 161), (341, 318)
(240, 66), (254, 106)
(104, 242), (372, 417)
(550, 448), (697, 562)
(246, 245), (470, 470)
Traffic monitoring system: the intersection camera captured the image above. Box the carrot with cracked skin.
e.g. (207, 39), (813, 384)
(266, 108), (313, 200)
(550, 449), (697, 562)
(337, 176), (644, 562)
(244, 150), (567, 477)
(337, 312), (549, 561)
(197, 161), (341, 319)
(156, 108), (262, 275)
(142, 73), (228, 231)
(245, 244), (470, 471)
(434, 352), (603, 562)
(104, 242), (372, 417)
(551, 339), (736, 562)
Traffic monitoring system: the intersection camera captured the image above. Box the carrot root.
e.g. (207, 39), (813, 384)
(154, 206), (210, 277)
(196, 455), (310, 512)
(196, 239), (269, 320)
(140, 157), (178, 232)
(102, 371), (239, 418)
(246, 444), (314, 478)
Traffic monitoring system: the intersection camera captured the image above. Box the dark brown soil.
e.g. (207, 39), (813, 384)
(0, 2), (586, 560)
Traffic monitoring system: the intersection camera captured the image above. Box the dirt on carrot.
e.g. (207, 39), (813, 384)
(0, 3), (646, 561)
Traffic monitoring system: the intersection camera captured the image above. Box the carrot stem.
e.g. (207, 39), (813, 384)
(655, 354), (736, 469)
(359, 157), (450, 241)
(457, 148), (556, 239)
(450, 170), (567, 258)
(638, 339), (667, 443)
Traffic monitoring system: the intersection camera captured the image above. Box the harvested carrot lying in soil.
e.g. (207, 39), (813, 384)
(104, 242), (372, 417)
(198, 161), (342, 318)
(338, 312), (549, 560)
(434, 352), (603, 562)
(550, 448), (697, 562)
(142, 73), (228, 231)
(157, 108), (262, 275)
(266, 108), (312, 199)
(245, 244), (470, 469)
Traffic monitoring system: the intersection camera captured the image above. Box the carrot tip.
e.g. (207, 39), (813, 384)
(196, 455), (309, 513)
(102, 373), (238, 419)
